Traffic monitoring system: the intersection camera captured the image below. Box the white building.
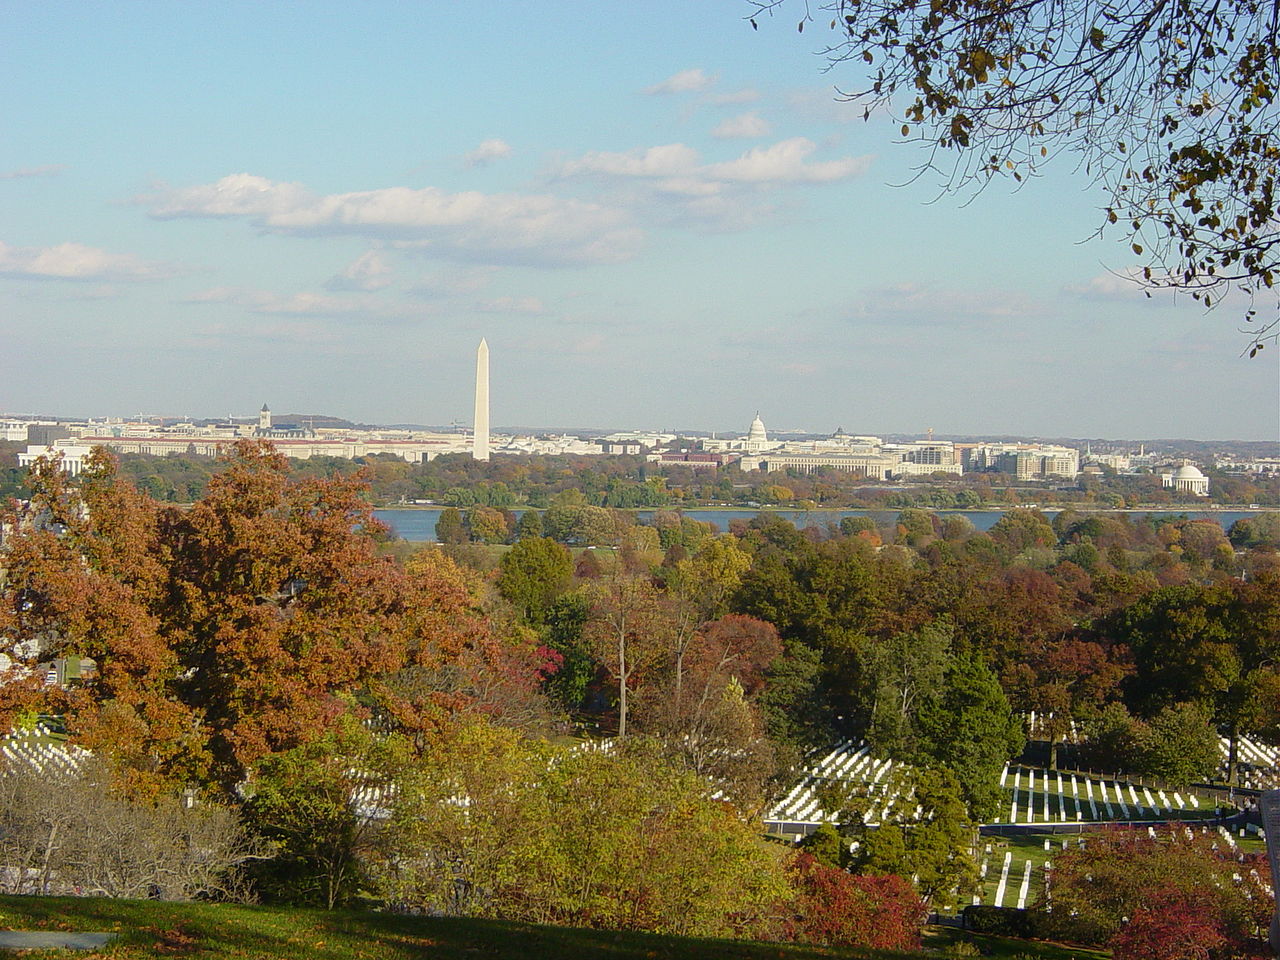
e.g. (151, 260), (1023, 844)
(17, 445), (95, 476)
(704, 414), (782, 455)
(1161, 463), (1210, 496)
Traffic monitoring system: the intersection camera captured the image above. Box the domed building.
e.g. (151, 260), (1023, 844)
(1161, 462), (1210, 496)
(704, 412), (781, 455)
(745, 413), (771, 452)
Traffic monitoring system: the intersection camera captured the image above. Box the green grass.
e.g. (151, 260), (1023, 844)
(0, 896), (1103, 960)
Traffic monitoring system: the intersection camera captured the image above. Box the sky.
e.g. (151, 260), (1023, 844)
(3, 2), (1278, 441)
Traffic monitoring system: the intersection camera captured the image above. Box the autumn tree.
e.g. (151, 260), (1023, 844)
(657, 534), (752, 703)
(784, 853), (928, 951)
(0, 442), (484, 795)
(642, 614), (783, 809)
(754, 0), (1280, 350)
(1113, 575), (1280, 783)
(1002, 636), (1130, 768)
(583, 570), (668, 737)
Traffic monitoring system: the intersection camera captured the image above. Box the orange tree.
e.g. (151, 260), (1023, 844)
(0, 442), (484, 796)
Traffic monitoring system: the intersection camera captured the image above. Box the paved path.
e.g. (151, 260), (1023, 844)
(0, 931), (116, 950)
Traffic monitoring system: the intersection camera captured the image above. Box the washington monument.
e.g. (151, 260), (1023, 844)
(473, 338), (490, 461)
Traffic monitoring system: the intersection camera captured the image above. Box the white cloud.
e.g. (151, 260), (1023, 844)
(407, 265), (494, 299)
(0, 165), (65, 180)
(464, 138), (513, 168)
(144, 174), (641, 267)
(558, 138), (871, 191)
(712, 112), (771, 139)
(644, 68), (715, 95)
(571, 332), (606, 354)
(183, 286), (423, 322)
(0, 240), (169, 281)
(147, 173), (310, 219)
(559, 144), (700, 179)
(706, 138), (872, 182)
(326, 250), (393, 292)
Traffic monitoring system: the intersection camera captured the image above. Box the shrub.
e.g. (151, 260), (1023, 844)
(962, 904), (1034, 938)
(784, 852), (927, 951)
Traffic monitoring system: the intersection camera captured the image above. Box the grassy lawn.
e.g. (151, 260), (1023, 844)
(0, 896), (1104, 960)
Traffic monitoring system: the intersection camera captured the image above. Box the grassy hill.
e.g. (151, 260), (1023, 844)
(0, 896), (1104, 960)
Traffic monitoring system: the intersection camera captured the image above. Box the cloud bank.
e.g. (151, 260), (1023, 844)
(145, 174), (641, 267)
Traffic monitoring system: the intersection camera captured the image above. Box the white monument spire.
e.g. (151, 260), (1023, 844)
(472, 338), (490, 461)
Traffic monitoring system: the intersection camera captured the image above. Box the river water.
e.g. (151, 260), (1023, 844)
(373, 507), (1273, 542)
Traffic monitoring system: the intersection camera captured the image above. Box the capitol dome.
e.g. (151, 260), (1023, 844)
(747, 413), (768, 443)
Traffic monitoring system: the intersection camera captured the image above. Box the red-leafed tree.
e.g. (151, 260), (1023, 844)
(1109, 884), (1230, 960)
(784, 852), (928, 951)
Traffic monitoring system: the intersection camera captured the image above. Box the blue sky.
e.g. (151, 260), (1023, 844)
(3, 1), (1277, 440)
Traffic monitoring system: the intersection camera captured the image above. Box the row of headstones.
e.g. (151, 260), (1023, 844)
(0, 738), (89, 778)
(769, 742), (895, 823)
(998, 763), (1202, 823)
(771, 742), (939, 826)
(1222, 734), (1280, 789)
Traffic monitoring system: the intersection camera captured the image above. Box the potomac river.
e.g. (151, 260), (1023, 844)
(373, 507), (1274, 543)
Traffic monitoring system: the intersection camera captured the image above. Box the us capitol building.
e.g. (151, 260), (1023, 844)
(698, 414), (964, 481)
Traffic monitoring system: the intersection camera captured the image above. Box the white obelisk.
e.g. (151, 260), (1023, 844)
(472, 338), (490, 461)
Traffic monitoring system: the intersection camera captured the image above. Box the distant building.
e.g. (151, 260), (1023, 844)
(965, 443), (1080, 479)
(648, 451), (737, 471)
(600, 440), (643, 455)
(740, 450), (900, 479)
(17, 444), (94, 476)
(1161, 463), (1210, 496)
(705, 414), (782, 455)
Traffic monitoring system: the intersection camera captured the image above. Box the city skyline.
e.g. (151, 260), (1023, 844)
(2, 2), (1278, 440)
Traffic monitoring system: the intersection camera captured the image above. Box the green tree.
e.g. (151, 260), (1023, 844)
(916, 653), (1024, 820)
(848, 768), (978, 908)
(435, 506), (467, 544)
(1134, 702), (1220, 786)
(496, 537), (573, 625)
(385, 724), (786, 936)
(865, 619), (953, 758)
(798, 821), (847, 868)
(244, 720), (406, 909)
(465, 505), (509, 544)
(540, 592), (594, 711)
(1114, 577), (1280, 783)
(514, 509), (543, 540)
